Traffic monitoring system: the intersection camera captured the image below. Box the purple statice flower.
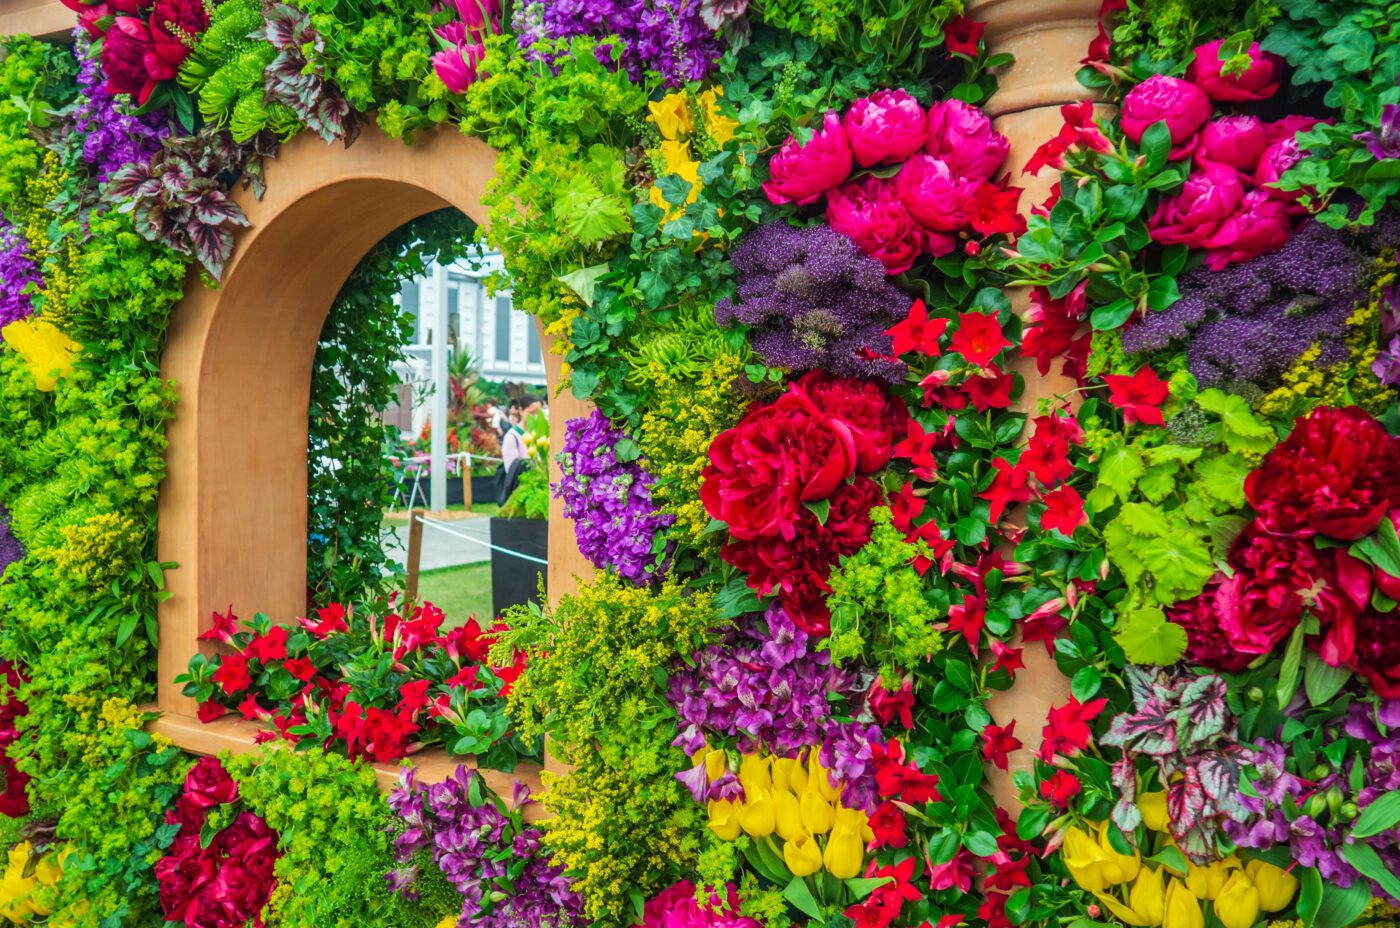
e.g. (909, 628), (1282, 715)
(554, 410), (673, 584)
(69, 28), (170, 182)
(668, 604), (873, 763)
(0, 506), (22, 577)
(530, 0), (724, 85)
(715, 222), (911, 383)
(1357, 104), (1400, 161)
(387, 766), (585, 928)
(0, 217), (40, 333)
(1123, 215), (1400, 390)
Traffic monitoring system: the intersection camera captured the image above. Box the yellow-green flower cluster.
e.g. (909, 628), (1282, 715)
(638, 353), (750, 553)
(1062, 796), (1298, 928)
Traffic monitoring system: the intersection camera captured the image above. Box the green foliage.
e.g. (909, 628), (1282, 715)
(180, 0), (302, 141)
(1110, 0), (1279, 65)
(1083, 388), (1277, 664)
(751, 0), (964, 76)
(308, 209), (476, 605)
(497, 466), (550, 519)
(226, 747), (453, 927)
(1263, 0), (1400, 226)
(827, 507), (943, 672)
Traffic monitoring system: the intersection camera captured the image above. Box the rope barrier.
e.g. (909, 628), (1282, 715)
(416, 515), (548, 566)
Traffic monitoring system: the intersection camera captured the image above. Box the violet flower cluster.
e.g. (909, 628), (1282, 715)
(518, 0), (723, 85)
(715, 222), (912, 383)
(1123, 215), (1400, 390)
(1376, 272), (1400, 387)
(70, 29), (170, 182)
(0, 217), (40, 333)
(555, 409), (672, 585)
(386, 767), (584, 928)
(1228, 700), (1400, 904)
(0, 506), (21, 577)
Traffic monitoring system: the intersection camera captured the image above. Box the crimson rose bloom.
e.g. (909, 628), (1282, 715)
(1200, 188), (1293, 270)
(894, 153), (977, 233)
(1244, 405), (1400, 540)
(1215, 526), (1321, 656)
(1120, 75), (1211, 150)
(1186, 39), (1284, 102)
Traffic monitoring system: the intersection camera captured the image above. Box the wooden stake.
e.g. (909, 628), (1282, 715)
(406, 508), (425, 605)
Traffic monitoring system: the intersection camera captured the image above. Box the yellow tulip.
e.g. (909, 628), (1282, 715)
(1063, 826), (1114, 893)
(708, 799), (742, 841)
(698, 87), (738, 146)
(738, 754), (772, 793)
(648, 91), (693, 141)
(773, 788), (804, 843)
(783, 830), (823, 878)
(1244, 860), (1298, 912)
(658, 139), (698, 176)
(786, 757), (809, 794)
(1097, 892), (1152, 927)
(1163, 879), (1204, 928)
(1129, 865), (1167, 926)
(1096, 821), (1141, 885)
(2, 318), (79, 392)
(1185, 861), (1233, 901)
(1214, 872), (1261, 928)
(702, 748), (727, 783)
(1139, 791), (1170, 832)
(740, 788), (777, 838)
(809, 751), (840, 801)
(823, 807), (867, 879)
(772, 757), (798, 791)
(800, 786), (835, 835)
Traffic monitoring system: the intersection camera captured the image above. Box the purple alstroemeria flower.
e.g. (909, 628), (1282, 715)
(1357, 103), (1400, 161)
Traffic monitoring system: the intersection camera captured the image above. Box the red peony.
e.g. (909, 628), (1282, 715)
(1245, 406), (1400, 540)
(893, 153), (978, 233)
(844, 89), (927, 168)
(149, 0), (209, 77)
(1186, 39), (1284, 103)
(182, 756), (239, 811)
(641, 880), (761, 928)
(101, 16), (159, 101)
(1350, 607), (1400, 698)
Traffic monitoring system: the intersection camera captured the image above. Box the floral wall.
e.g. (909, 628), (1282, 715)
(0, 0), (1397, 927)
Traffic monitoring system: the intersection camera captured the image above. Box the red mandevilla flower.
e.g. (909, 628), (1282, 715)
(949, 311), (1010, 367)
(1103, 366), (1169, 427)
(1039, 695), (1108, 761)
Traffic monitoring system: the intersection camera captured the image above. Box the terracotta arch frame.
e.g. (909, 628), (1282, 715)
(151, 125), (588, 791)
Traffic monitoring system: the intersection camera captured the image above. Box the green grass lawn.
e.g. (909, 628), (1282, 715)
(417, 561), (494, 626)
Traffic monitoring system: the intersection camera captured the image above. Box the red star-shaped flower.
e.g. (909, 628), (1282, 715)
(982, 720), (1022, 771)
(887, 299), (949, 357)
(943, 15), (985, 56)
(1039, 485), (1088, 537)
(893, 417), (940, 480)
(1038, 695), (1109, 761)
(1103, 366), (1170, 427)
(989, 638), (1025, 678)
(950, 311), (1011, 367)
(979, 456), (1032, 526)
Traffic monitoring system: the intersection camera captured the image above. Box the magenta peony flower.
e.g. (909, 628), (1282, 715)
(642, 881), (761, 928)
(893, 152), (977, 232)
(1186, 39), (1284, 102)
(925, 98), (1009, 180)
(1200, 188), (1293, 269)
(1195, 115), (1268, 171)
(762, 111), (853, 205)
(826, 175), (928, 273)
(1147, 162), (1244, 249)
(843, 89), (927, 168)
(101, 16), (158, 101)
(1120, 74), (1212, 151)
(433, 42), (487, 94)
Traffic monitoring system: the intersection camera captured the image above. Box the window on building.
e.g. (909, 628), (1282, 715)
(401, 279), (421, 344)
(495, 294), (512, 363)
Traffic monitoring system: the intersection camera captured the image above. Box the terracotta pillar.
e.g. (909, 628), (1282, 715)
(969, 0), (1105, 812)
(540, 330), (593, 607)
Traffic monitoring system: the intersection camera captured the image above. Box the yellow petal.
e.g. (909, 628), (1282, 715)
(1214, 872), (1261, 928)
(647, 91), (693, 141)
(2, 319), (79, 392)
(1245, 859), (1298, 913)
(783, 831), (823, 878)
(739, 788), (777, 838)
(707, 799), (742, 841)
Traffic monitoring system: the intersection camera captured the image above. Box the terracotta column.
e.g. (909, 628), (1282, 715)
(969, 0), (1105, 812)
(540, 330), (593, 606)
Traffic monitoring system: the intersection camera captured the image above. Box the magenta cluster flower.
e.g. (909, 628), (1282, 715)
(525, 0), (723, 85)
(713, 222), (912, 382)
(387, 767), (584, 928)
(667, 605), (869, 761)
(70, 28), (170, 181)
(555, 410), (672, 584)
(432, 0), (499, 94)
(641, 881), (760, 928)
(0, 216), (40, 334)
(1229, 701), (1400, 903)
(762, 93), (1019, 275)
(1376, 273), (1400, 387)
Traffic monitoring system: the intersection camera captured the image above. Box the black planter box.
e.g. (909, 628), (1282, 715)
(490, 517), (547, 618)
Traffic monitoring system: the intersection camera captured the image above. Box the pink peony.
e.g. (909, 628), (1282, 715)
(826, 176), (928, 274)
(1186, 39), (1284, 102)
(642, 881), (762, 928)
(894, 152), (977, 232)
(925, 98), (1010, 180)
(1200, 188), (1293, 269)
(1120, 74), (1212, 151)
(433, 41), (487, 94)
(1194, 115), (1268, 171)
(762, 111), (853, 206)
(1147, 162), (1244, 249)
(1256, 118), (1326, 200)
(843, 89), (927, 167)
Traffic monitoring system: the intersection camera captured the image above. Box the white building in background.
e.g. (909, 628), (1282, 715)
(386, 252), (547, 438)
